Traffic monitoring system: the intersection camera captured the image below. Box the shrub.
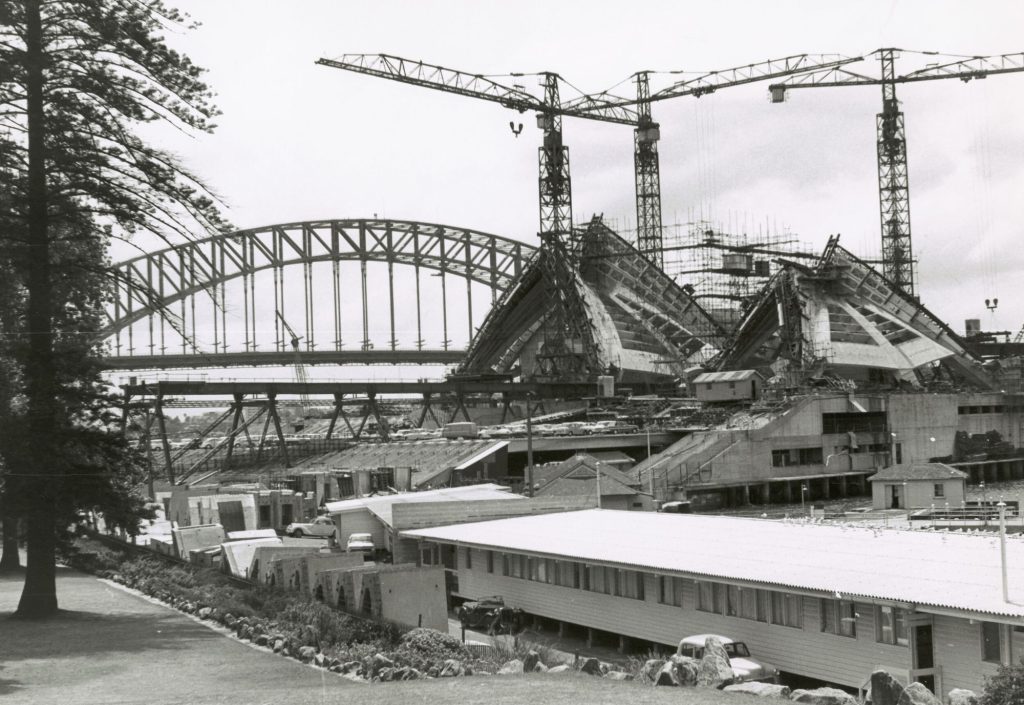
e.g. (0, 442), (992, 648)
(981, 659), (1024, 705)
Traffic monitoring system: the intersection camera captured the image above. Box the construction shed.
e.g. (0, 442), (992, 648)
(869, 462), (968, 510)
(692, 370), (763, 402)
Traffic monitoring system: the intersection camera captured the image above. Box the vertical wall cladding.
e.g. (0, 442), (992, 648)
(888, 394), (959, 462)
(379, 567), (448, 632)
(459, 548), (916, 688)
(932, 614), (1004, 692)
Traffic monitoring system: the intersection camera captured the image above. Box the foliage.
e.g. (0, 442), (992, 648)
(0, 0), (228, 614)
(981, 659), (1024, 705)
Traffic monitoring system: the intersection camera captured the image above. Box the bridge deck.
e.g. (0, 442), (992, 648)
(103, 349), (465, 370)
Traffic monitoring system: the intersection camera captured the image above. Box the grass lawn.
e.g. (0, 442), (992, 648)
(357, 673), (749, 705)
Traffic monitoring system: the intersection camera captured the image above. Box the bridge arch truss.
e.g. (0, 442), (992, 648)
(105, 219), (536, 368)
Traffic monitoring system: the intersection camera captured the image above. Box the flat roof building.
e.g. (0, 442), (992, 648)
(405, 509), (1024, 692)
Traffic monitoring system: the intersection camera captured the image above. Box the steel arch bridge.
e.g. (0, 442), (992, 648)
(103, 219), (536, 370)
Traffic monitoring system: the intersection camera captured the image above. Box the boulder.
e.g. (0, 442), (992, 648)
(725, 682), (792, 698)
(948, 690), (978, 705)
(605, 671), (633, 681)
(790, 687), (859, 705)
(313, 653), (327, 668)
(897, 684), (942, 705)
(370, 653), (395, 678)
(547, 664), (572, 674)
(426, 666), (440, 678)
(497, 659), (524, 675)
(870, 670), (906, 705)
(655, 661), (678, 687)
(329, 664), (344, 674)
(272, 638), (285, 654)
(254, 634), (269, 647)
(376, 667), (394, 682)
(327, 658), (340, 670)
(643, 659), (666, 682)
(197, 607), (213, 620)
(533, 662), (548, 673)
(697, 636), (735, 688)
(439, 659), (464, 677)
(341, 661), (361, 675)
(579, 657), (603, 676)
(522, 650), (542, 673)
(298, 646), (317, 663)
(670, 655), (700, 687)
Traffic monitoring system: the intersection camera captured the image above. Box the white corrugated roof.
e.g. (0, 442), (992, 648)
(404, 509), (1024, 620)
(693, 370), (760, 383)
(326, 483), (519, 528)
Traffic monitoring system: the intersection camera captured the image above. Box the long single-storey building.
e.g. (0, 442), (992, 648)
(404, 509), (1024, 693)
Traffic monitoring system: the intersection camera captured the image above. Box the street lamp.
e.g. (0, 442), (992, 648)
(800, 483), (808, 515)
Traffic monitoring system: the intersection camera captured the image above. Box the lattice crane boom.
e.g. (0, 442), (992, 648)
(275, 311), (311, 416)
(768, 49), (1024, 297)
(573, 54), (862, 269)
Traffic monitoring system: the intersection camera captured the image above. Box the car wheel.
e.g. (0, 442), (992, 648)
(291, 529), (304, 538)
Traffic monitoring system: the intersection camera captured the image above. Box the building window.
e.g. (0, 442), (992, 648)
(728, 382), (736, 389)
(770, 591), (803, 628)
(486, 550), (494, 574)
(464, 548), (472, 570)
(697, 581), (716, 612)
(658, 576), (684, 607)
(933, 484), (945, 498)
(877, 606), (909, 646)
(982, 622), (1003, 663)
(739, 588), (766, 622)
(821, 599), (857, 637)
(772, 448), (824, 467)
(726, 585), (741, 616)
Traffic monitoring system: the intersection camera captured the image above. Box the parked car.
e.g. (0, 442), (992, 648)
(345, 532), (375, 554)
(285, 516), (336, 539)
(457, 596), (525, 636)
(676, 634), (780, 683)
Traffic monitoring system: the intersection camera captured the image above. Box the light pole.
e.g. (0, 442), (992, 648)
(998, 501), (1009, 602)
(801, 483), (808, 516)
(981, 480), (988, 527)
(525, 392), (535, 498)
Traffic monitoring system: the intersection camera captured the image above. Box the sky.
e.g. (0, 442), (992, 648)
(109, 0), (1024, 376)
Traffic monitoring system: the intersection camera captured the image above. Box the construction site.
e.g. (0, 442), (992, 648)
(106, 47), (1024, 516)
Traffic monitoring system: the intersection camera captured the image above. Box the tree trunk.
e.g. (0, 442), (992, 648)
(16, 0), (59, 617)
(0, 497), (21, 572)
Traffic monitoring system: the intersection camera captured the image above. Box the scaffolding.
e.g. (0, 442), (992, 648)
(657, 218), (814, 329)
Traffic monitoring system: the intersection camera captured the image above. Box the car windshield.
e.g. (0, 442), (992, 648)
(725, 643), (750, 658)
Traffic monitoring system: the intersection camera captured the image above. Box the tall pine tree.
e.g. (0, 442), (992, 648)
(0, 0), (226, 616)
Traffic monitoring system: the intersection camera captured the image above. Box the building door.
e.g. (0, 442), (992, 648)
(281, 503), (293, 527)
(889, 484), (903, 509)
(218, 500), (246, 533)
(913, 623), (935, 692)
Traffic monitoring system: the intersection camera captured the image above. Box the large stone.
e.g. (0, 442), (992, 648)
(522, 650), (542, 673)
(298, 646), (317, 663)
(533, 662), (548, 673)
(670, 655), (700, 687)
(254, 634), (269, 647)
(605, 671), (633, 681)
(341, 661), (361, 675)
(697, 636), (734, 688)
(643, 659), (666, 682)
(897, 683), (942, 705)
(439, 659), (464, 677)
(791, 687), (859, 705)
(197, 607), (213, 620)
(272, 638), (285, 654)
(377, 667), (394, 682)
(655, 661), (678, 687)
(547, 664), (572, 674)
(579, 657), (602, 676)
(948, 689), (978, 705)
(870, 670), (906, 705)
(497, 659), (523, 675)
(370, 653), (394, 678)
(725, 682), (792, 698)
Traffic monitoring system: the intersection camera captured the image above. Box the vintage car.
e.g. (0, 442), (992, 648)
(676, 634), (780, 683)
(345, 532), (375, 554)
(284, 516), (336, 538)
(456, 596), (525, 635)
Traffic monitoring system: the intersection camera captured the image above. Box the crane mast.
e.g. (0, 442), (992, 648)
(634, 72), (663, 267)
(769, 48), (1024, 298)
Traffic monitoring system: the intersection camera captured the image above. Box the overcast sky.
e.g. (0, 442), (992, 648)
(113, 0), (1024, 364)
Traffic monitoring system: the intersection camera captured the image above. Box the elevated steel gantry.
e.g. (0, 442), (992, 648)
(769, 49), (1024, 297)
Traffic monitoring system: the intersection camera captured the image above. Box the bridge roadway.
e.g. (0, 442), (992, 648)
(122, 379), (599, 400)
(103, 348), (465, 370)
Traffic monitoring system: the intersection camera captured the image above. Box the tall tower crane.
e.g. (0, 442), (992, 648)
(581, 55), (862, 268)
(768, 49), (1024, 297)
(316, 53), (857, 377)
(276, 311), (312, 417)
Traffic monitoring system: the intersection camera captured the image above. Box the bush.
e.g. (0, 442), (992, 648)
(981, 659), (1024, 705)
